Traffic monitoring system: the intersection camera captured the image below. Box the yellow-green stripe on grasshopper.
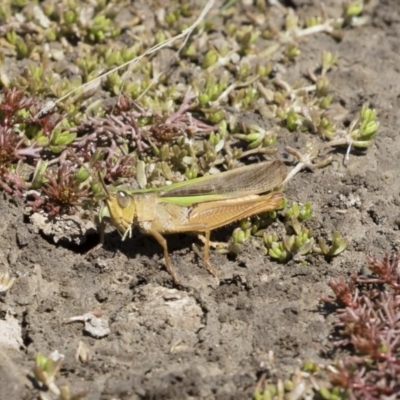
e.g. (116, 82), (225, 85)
(98, 160), (287, 284)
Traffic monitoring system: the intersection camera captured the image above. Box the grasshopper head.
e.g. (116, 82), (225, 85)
(98, 172), (136, 240)
(106, 191), (136, 239)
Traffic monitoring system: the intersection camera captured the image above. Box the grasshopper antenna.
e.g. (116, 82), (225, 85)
(98, 171), (110, 197)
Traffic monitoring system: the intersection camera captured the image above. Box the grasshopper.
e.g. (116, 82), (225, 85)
(98, 160), (287, 284)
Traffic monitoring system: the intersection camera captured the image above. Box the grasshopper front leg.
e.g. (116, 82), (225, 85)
(86, 215), (107, 258)
(146, 228), (181, 285)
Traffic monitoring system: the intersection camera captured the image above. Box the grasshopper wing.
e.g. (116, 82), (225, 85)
(159, 160), (287, 206)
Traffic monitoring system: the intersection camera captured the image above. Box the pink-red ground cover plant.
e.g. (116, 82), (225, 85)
(321, 254), (400, 399)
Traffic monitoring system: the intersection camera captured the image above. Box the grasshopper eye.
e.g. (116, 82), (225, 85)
(116, 191), (131, 208)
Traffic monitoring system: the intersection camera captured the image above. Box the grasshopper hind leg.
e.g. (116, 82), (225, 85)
(201, 230), (219, 277)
